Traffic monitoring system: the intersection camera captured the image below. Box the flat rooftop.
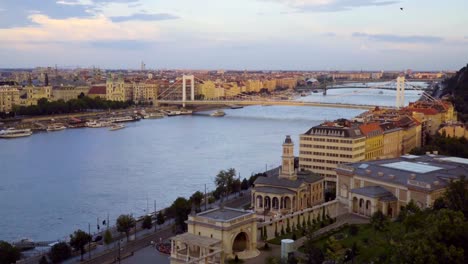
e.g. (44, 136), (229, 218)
(337, 154), (468, 191)
(197, 207), (253, 222)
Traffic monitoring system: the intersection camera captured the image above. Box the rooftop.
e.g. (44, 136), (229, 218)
(197, 207), (253, 222)
(337, 154), (468, 191)
(171, 232), (221, 247)
(351, 186), (397, 201)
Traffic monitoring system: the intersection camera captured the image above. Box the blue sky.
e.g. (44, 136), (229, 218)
(0, 0), (467, 70)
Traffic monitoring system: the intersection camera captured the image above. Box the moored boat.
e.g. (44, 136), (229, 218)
(147, 112), (165, 119)
(210, 110), (225, 117)
(47, 124), (66, 132)
(0, 128), (33, 138)
(109, 124), (125, 131)
(179, 110), (193, 115)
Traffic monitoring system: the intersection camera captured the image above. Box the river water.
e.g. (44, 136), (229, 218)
(0, 87), (422, 242)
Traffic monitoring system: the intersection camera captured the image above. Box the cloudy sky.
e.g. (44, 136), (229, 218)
(0, 0), (467, 70)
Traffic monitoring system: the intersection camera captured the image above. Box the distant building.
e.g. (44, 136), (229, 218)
(0, 86), (20, 112)
(105, 75), (125, 101)
(52, 86), (90, 101)
(87, 86), (106, 99)
(336, 154), (468, 218)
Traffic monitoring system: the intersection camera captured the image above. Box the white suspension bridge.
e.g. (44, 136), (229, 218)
(155, 75), (441, 110)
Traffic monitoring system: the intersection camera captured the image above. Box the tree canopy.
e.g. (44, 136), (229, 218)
(48, 242), (71, 264)
(0, 241), (21, 264)
(116, 214), (136, 241)
(69, 229), (92, 261)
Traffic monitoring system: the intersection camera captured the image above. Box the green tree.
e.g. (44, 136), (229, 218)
(325, 236), (342, 261)
(303, 227), (325, 264)
(0, 241), (20, 264)
(69, 229), (92, 261)
(39, 255), (49, 264)
(344, 242), (359, 264)
(241, 178), (249, 190)
(168, 197), (191, 232)
(286, 218), (291, 233)
(48, 242), (71, 264)
(214, 168), (236, 197)
(190, 191), (204, 211)
(370, 211), (390, 233)
(116, 214), (136, 242)
(103, 229), (113, 245)
(156, 211), (165, 225)
(444, 175), (468, 217)
(142, 215), (152, 229)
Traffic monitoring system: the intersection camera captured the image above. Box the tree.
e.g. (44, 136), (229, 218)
(156, 211), (165, 225)
(103, 229), (113, 245)
(168, 197), (191, 232)
(370, 211), (390, 233)
(241, 178), (249, 190)
(39, 255), (49, 264)
(325, 236), (342, 261)
(142, 215), (152, 229)
(69, 229), (92, 261)
(303, 228), (325, 264)
(443, 175), (468, 217)
(116, 214), (136, 242)
(0, 241), (20, 264)
(344, 242), (359, 264)
(48, 242), (71, 264)
(190, 191), (204, 211)
(286, 218), (291, 233)
(214, 168), (236, 198)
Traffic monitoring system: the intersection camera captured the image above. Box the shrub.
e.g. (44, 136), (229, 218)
(349, 225), (359, 236)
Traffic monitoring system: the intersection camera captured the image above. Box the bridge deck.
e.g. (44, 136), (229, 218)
(156, 100), (393, 110)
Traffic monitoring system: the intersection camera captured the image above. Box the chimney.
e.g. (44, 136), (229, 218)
(378, 172), (384, 177)
(426, 151), (431, 155)
(366, 169), (371, 174)
(410, 173), (416, 180)
(433, 151), (438, 155)
(433, 180), (439, 186)
(389, 175), (395, 179)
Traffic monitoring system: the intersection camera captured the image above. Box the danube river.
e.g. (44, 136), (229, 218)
(0, 88), (422, 242)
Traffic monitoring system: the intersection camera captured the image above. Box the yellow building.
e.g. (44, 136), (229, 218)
(276, 78), (297, 89)
(224, 82), (241, 98)
(262, 79), (277, 92)
(336, 154), (468, 218)
(52, 86), (90, 101)
(170, 207), (259, 263)
(359, 123), (384, 160)
(379, 123), (403, 159)
(132, 80), (158, 104)
(24, 85), (52, 105)
(438, 124), (468, 139)
(299, 121), (366, 189)
(0, 86), (20, 112)
(245, 80), (262, 93)
(252, 136), (324, 216)
(105, 76), (125, 101)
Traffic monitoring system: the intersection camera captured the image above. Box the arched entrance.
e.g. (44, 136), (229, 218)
(272, 197), (279, 210)
(256, 195), (263, 208)
(232, 232), (249, 252)
(264, 197), (271, 210)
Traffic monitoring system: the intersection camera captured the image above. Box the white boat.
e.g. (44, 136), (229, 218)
(180, 110), (193, 115)
(108, 116), (134, 123)
(147, 112), (165, 119)
(109, 124), (125, 131)
(0, 128), (33, 138)
(210, 110), (226, 117)
(47, 124), (66, 132)
(167, 110), (181, 116)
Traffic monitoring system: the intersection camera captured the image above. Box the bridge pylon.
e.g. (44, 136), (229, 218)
(182, 75), (195, 108)
(396, 76), (405, 109)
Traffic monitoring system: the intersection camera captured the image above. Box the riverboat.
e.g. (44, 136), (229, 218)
(229, 105), (244, 109)
(86, 121), (110, 128)
(167, 110), (181, 116)
(47, 124), (66, 132)
(108, 116), (134, 123)
(0, 128), (33, 138)
(109, 124), (125, 131)
(179, 110), (193, 115)
(147, 112), (165, 119)
(210, 110), (226, 117)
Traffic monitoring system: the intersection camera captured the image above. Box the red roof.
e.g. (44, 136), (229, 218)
(359, 123), (383, 136)
(409, 108), (439, 115)
(88, 86), (106, 95)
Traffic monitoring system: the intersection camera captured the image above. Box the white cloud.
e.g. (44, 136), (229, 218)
(263, 0), (399, 12)
(0, 14), (160, 44)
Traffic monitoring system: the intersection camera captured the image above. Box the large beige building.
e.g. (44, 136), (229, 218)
(336, 154), (468, 218)
(105, 76), (125, 101)
(24, 85), (52, 105)
(252, 136), (324, 216)
(132, 80), (158, 104)
(170, 207), (259, 263)
(299, 121), (366, 189)
(52, 86), (90, 101)
(0, 86), (20, 112)
(380, 123), (403, 159)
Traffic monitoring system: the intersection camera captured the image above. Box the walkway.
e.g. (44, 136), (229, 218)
(293, 213), (369, 248)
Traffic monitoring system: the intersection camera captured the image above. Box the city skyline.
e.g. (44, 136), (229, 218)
(1, 0), (467, 70)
